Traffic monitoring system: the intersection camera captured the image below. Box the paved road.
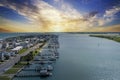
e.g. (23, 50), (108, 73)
(0, 43), (43, 75)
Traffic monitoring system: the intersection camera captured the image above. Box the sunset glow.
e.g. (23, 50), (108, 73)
(0, 0), (120, 32)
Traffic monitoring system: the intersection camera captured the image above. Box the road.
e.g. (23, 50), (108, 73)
(0, 43), (43, 75)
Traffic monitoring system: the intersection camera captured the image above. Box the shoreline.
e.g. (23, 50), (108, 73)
(0, 40), (47, 80)
(89, 34), (120, 43)
(0, 34), (50, 80)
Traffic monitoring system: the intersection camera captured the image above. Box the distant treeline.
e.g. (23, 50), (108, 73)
(90, 35), (120, 43)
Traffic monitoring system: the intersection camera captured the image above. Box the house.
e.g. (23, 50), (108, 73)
(9, 43), (15, 49)
(15, 42), (21, 46)
(0, 43), (2, 49)
(26, 43), (33, 48)
(11, 46), (23, 53)
(0, 51), (5, 61)
(10, 51), (16, 56)
(4, 52), (11, 57)
(1, 42), (7, 49)
(6, 43), (9, 48)
(21, 42), (27, 48)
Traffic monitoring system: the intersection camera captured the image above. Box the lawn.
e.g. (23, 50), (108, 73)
(5, 62), (27, 74)
(4, 68), (20, 74)
(0, 76), (10, 80)
(18, 48), (27, 54)
(13, 62), (27, 68)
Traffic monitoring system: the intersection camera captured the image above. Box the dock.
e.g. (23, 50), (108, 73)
(14, 35), (60, 78)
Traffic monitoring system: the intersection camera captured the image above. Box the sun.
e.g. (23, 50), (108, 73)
(53, 25), (64, 32)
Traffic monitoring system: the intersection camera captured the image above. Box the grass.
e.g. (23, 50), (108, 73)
(18, 48), (27, 54)
(0, 43), (45, 80)
(2, 43), (44, 79)
(33, 48), (41, 56)
(0, 76), (10, 80)
(1, 62), (27, 80)
(4, 62), (27, 74)
(13, 62), (27, 68)
(4, 68), (20, 74)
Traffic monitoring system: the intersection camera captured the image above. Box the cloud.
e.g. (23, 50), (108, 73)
(84, 6), (120, 27)
(90, 24), (120, 32)
(0, 0), (120, 32)
(104, 7), (120, 18)
(0, 0), (85, 32)
(103, 6), (120, 23)
(88, 11), (98, 17)
(0, 27), (11, 32)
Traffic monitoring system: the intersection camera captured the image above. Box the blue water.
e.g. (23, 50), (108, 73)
(12, 34), (120, 80)
(0, 33), (22, 39)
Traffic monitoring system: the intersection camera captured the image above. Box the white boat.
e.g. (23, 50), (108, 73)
(47, 65), (53, 71)
(40, 69), (52, 77)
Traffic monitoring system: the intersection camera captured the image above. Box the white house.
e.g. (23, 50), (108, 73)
(15, 42), (21, 46)
(11, 46), (23, 52)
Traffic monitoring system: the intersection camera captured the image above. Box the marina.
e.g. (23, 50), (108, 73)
(13, 35), (60, 79)
(12, 34), (120, 80)
(0, 33), (120, 80)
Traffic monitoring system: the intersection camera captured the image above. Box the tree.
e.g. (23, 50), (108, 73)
(4, 55), (10, 60)
(26, 51), (33, 65)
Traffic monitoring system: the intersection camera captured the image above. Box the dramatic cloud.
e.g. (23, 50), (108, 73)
(0, 0), (120, 32)
(103, 6), (120, 23)
(89, 24), (120, 32)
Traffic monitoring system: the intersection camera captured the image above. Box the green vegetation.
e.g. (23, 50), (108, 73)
(33, 48), (41, 56)
(4, 62), (27, 74)
(90, 35), (120, 42)
(20, 47), (41, 62)
(1, 42), (45, 80)
(20, 48), (40, 65)
(0, 76), (10, 80)
(20, 51), (34, 62)
(18, 48), (28, 54)
(13, 62), (27, 68)
(0, 62), (27, 80)
(4, 68), (20, 74)
(4, 55), (10, 60)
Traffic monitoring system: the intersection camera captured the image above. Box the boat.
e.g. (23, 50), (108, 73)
(40, 69), (52, 77)
(47, 65), (53, 71)
(48, 56), (56, 61)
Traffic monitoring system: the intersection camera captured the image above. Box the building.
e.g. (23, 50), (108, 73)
(0, 51), (5, 61)
(11, 46), (23, 53)
(0, 43), (2, 49)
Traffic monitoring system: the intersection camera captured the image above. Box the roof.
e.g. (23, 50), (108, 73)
(11, 46), (23, 51)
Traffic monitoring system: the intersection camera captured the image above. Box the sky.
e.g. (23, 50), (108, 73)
(0, 0), (120, 32)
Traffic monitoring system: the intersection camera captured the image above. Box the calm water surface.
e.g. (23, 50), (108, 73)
(13, 34), (120, 80)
